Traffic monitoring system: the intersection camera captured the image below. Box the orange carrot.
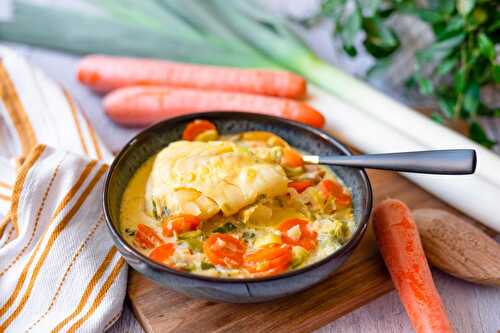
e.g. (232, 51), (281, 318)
(244, 245), (292, 277)
(162, 214), (201, 237)
(149, 243), (175, 264)
(279, 218), (317, 251)
(135, 224), (163, 249)
(103, 86), (324, 128)
(182, 120), (216, 141)
(318, 179), (352, 208)
(203, 234), (246, 268)
(372, 199), (453, 333)
(77, 55), (307, 98)
(288, 180), (313, 193)
(281, 147), (304, 167)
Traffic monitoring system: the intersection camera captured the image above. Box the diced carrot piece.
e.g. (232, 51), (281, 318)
(319, 179), (352, 208)
(182, 119), (217, 141)
(135, 224), (163, 249)
(203, 233), (246, 268)
(279, 218), (317, 251)
(149, 243), (175, 264)
(288, 180), (313, 193)
(281, 148), (304, 168)
(162, 214), (201, 237)
(244, 244), (292, 277)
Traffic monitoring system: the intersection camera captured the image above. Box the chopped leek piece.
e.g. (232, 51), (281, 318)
(178, 230), (202, 240)
(201, 262), (215, 270)
(291, 246), (308, 268)
(254, 232), (281, 248)
(212, 222), (237, 233)
(194, 129), (218, 142)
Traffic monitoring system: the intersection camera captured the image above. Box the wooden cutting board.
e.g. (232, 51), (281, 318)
(126, 168), (489, 333)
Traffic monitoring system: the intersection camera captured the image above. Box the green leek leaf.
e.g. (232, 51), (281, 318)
(0, 1), (276, 68)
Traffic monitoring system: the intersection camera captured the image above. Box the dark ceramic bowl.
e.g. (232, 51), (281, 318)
(104, 112), (372, 303)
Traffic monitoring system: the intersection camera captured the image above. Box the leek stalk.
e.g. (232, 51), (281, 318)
(0, 1), (276, 68)
(308, 85), (500, 231)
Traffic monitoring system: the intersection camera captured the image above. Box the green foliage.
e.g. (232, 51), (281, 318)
(469, 122), (496, 148)
(315, 0), (499, 148)
(318, 0), (400, 59)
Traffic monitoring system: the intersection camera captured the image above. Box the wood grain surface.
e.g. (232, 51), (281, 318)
(413, 209), (500, 286)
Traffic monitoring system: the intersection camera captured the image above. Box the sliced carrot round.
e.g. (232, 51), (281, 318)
(182, 119), (217, 141)
(149, 243), (175, 264)
(279, 218), (317, 251)
(288, 180), (313, 193)
(281, 148), (304, 168)
(135, 224), (163, 249)
(244, 245), (292, 277)
(203, 233), (246, 268)
(318, 179), (352, 208)
(162, 214), (201, 237)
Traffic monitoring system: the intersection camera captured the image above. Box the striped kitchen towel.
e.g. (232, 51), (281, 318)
(0, 47), (127, 332)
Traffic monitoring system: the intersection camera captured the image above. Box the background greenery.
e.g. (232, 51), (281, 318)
(306, 0), (499, 147)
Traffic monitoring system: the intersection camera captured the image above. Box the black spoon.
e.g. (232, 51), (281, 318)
(302, 149), (476, 175)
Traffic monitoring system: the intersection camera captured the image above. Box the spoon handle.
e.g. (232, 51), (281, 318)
(315, 149), (476, 174)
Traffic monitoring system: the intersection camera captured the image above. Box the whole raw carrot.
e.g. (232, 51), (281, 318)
(103, 86), (324, 128)
(372, 199), (453, 333)
(77, 55), (306, 99)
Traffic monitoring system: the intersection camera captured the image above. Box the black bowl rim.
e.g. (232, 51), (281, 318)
(103, 111), (373, 283)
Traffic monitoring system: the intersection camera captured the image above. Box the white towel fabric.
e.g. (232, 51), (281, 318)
(0, 47), (127, 332)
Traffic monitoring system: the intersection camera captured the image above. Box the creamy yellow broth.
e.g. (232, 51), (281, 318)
(120, 128), (355, 278)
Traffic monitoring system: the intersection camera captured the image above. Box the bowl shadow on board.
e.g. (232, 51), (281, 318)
(104, 112), (372, 303)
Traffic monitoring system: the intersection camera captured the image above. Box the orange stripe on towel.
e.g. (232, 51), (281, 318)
(9, 145), (46, 235)
(0, 165), (107, 327)
(62, 89), (90, 156)
(51, 247), (119, 333)
(0, 61), (37, 157)
(25, 214), (105, 332)
(66, 258), (126, 333)
(84, 117), (103, 159)
(0, 155), (63, 277)
(51, 160), (97, 219)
